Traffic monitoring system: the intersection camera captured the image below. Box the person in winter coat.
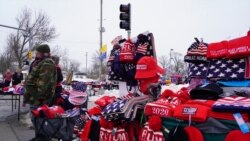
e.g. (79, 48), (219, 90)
(3, 69), (12, 87)
(24, 44), (57, 141)
(12, 68), (23, 85)
(51, 55), (63, 105)
(24, 44), (57, 106)
(51, 55), (63, 94)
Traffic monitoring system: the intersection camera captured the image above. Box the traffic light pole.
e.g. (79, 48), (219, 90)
(0, 24), (33, 61)
(119, 3), (131, 39)
(127, 30), (131, 39)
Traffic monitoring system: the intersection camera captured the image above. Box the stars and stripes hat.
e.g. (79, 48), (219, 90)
(184, 41), (208, 63)
(187, 42), (207, 56)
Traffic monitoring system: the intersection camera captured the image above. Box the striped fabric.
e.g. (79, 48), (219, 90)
(136, 43), (148, 55)
(213, 96), (250, 112)
(139, 123), (165, 141)
(65, 108), (80, 117)
(118, 93), (137, 100)
(187, 43), (208, 56)
(102, 95), (150, 120)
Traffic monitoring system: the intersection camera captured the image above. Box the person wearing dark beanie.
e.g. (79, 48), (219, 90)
(24, 44), (57, 141)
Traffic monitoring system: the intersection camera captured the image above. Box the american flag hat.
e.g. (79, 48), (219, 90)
(187, 42), (208, 56)
(184, 41), (208, 63)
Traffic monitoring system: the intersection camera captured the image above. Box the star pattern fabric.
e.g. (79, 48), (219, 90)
(189, 62), (209, 78)
(102, 99), (128, 120)
(207, 58), (246, 79)
(102, 99), (127, 115)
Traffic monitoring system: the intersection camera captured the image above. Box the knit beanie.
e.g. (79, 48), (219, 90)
(148, 115), (162, 131)
(36, 44), (50, 53)
(184, 126), (204, 141)
(173, 104), (211, 122)
(160, 89), (175, 98)
(184, 40), (208, 63)
(224, 130), (250, 141)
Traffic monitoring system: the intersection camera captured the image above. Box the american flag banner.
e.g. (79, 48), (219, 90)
(207, 58), (247, 79)
(188, 62), (209, 78)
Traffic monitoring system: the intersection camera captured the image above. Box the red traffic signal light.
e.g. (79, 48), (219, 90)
(119, 4), (131, 31)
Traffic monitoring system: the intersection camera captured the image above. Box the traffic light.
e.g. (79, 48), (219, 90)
(28, 51), (32, 60)
(119, 3), (131, 31)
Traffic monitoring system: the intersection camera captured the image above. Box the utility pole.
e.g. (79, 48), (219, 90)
(99, 0), (103, 79)
(169, 48), (174, 77)
(86, 52), (88, 74)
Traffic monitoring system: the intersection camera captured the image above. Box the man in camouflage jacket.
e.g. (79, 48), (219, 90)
(24, 44), (57, 106)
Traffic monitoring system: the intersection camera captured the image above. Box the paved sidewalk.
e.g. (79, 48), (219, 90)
(0, 121), (19, 141)
(0, 95), (31, 141)
(6, 113), (34, 141)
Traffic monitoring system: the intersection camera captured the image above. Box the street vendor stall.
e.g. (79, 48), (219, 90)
(77, 30), (250, 141)
(0, 84), (24, 120)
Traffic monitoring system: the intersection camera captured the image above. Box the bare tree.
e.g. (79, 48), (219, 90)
(61, 56), (70, 73)
(60, 54), (80, 73)
(0, 48), (15, 74)
(6, 8), (57, 69)
(69, 60), (80, 72)
(171, 52), (186, 74)
(158, 55), (169, 70)
(88, 50), (107, 79)
(50, 45), (66, 58)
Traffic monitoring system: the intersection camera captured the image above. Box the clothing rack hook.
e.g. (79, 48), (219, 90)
(188, 114), (192, 126)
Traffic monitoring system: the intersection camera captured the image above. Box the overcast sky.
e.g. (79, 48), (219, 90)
(0, 0), (250, 70)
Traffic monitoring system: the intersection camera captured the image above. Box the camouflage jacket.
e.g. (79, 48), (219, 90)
(24, 58), (57, 106)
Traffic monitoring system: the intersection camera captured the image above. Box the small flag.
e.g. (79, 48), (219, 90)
(100, 44), (107, 53)
(100, 44), (107, 60)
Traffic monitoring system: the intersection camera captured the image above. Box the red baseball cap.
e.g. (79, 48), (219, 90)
(135, 56), (164, 79)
